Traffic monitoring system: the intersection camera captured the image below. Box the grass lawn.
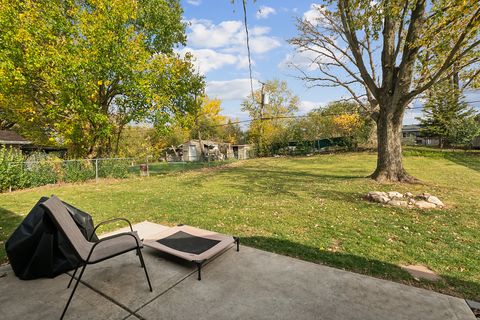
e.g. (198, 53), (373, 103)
(128, 160), (236, 176)
(1, 151), (479, 300)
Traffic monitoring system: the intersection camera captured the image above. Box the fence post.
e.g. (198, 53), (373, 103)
(146, 156), (149, 176)
(95, 158), (99, 183)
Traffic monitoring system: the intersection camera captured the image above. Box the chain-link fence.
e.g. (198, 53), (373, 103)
(0, 147), (237, 192)
(136, 158), (237, 177)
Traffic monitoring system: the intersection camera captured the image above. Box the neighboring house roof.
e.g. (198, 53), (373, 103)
(184, 139), (220, 146)
(402, 124), (422, 133)
(0, 130), (31, 145)
(186, 139), (237, 145)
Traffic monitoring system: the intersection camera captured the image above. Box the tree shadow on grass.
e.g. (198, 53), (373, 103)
(242, 236), (480, 301)
(175, 164), (372, 206)
(219, 166), (367, 199)
(445, 153), (480, 173)
(175, 159), (371, 196)
(0, 207), (24, 263)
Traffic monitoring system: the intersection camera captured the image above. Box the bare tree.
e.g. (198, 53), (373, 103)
(289, 0), (480, 182)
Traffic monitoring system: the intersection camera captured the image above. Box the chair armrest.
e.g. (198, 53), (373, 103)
(91, 218), (133, 240)
(86, 232), (141, 263)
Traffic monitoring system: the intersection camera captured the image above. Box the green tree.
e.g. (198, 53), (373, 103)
(188, 96), (227, 141)
(448, 117), (480, 149)
(0, 0), (73, 144)
(0, 0), (204, 157)
(242, 80), (299, 156)
(291, 101), (373, 151)
(115, 126), (156, 158)
(289, 0), (480, 182)
(154, 95), (241, 159)
(221, 119), (244, 144)
(418, 79), (476, 148)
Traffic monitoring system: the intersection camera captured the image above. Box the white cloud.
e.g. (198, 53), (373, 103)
(250, 26), (271, 36)
(250, 36), (282, 54)
(256, 6), (276, 19)
(187, 20), (243, 49)
(177, 47), (246, 74)
(206, 79), (261, 101)
(186, 19), (281, 54)
(187, 0), (201, 5)
(303, 3), (326, 27)
(279, 47), (334, 71)
(403, 108), (423, 125)
(299, 100), (325, 114)
(279, 5), (339, 71)
(180, 19), (282, 74)
(235, 55), (251, 70)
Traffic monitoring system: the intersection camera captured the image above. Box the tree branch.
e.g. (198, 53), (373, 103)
(393, 0), (409, 61)
(407, 7), (480, 100)
(394, 0), (427, 104)
(380, 0), (397, 93)
(338, 0), (378, 98)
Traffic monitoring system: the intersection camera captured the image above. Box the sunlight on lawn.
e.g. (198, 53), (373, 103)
(1, 152), (479, 300)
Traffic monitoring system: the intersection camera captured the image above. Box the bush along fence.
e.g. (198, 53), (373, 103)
(0, 147), (132, 192)
(0, 147), (237, 193)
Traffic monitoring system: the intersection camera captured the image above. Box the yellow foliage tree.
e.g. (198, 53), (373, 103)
(332, 114), (362, 135)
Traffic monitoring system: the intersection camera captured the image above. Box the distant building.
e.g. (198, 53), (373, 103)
(473, 136), (480, 149)
(402, 124), (480, 148)
(232, 145), (252, 160)
(165, 140), (252, 162)
(0, 130), (67, 156)
(0, 130), (32, 148)
(401, 125), (439, 146)
(183, 140), (231, 161)
(164, 140), (234, 162)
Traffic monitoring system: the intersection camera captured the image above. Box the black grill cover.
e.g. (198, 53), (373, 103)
(5, 197), (99, 280)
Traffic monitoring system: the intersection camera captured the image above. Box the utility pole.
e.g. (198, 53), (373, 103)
(258, 81), (268, 156)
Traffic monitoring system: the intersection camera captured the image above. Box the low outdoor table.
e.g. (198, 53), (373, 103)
(143, 225), (239, 280)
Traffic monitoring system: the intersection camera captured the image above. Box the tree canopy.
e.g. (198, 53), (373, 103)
(418, 77), (478, 148)
(0, 0), (204, 157)
(242, 79), (299, 156)
(293, 101), (373, 150)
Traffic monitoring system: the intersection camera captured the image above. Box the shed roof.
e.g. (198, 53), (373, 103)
(0, 130), (31, 145)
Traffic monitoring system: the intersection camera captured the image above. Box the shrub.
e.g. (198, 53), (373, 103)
(0, 146), (29, 192)
(62, 160), (95, 182)
(24, 153), (59, 187)
(0, 148), (133, 192)
(97, 158), (130, 179)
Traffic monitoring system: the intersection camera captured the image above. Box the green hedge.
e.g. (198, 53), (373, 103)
(0, 147), (29, 192)
(0, 147), (134, 192)
(97, 159), (130, 179)
(61, 160), (95, 183)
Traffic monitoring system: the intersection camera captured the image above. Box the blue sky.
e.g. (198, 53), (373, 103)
(179, 0), (480, 125)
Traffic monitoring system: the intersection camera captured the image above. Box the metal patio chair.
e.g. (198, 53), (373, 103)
(41, 195), (152, 319)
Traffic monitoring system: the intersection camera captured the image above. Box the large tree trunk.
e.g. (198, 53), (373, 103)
(370, 107), (417, 183)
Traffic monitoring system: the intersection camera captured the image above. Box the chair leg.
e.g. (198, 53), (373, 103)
(136, 248), (143, 266)
(195, 261), (204, 281)
(234, 237), (240, 252)
(67, 267), (78, 288)
(61, 263), (87, 320)
(137, 248), (152, 292)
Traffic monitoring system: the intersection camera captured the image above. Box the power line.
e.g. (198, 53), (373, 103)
(209, 112), (362, 128)
(241, 0), (254, 99)
(406, 99), (480, 111)
(465, 99), (480, 104)
(208, 99), (480, 129)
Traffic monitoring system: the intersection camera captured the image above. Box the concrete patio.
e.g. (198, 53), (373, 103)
(0, 222), (475, 320)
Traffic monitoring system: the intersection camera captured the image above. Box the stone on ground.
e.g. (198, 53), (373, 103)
(401, 265), (442, 282)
